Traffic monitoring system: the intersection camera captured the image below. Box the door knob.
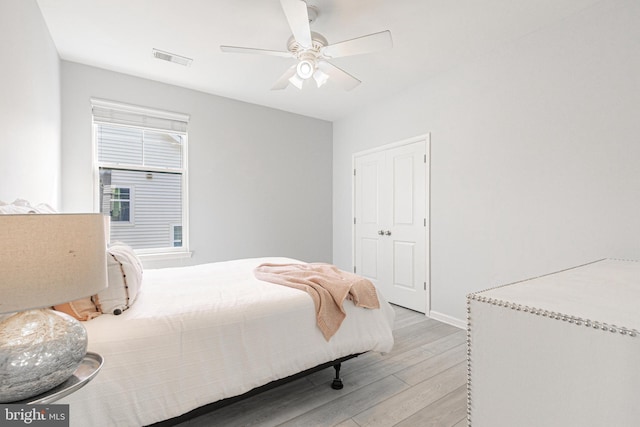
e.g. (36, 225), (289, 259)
(384, 230), (392, 236)
(378, 230), (384, 235)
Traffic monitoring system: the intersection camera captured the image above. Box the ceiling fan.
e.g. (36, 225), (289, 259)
(220, 0), (393, 91)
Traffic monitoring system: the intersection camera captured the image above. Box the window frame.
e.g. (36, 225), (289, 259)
(92, 99), (191, 261)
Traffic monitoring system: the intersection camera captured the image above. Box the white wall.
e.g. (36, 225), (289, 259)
(0, 0), (60, 206)
(61, 62), (333, 267)
(333, 0), (640, 325)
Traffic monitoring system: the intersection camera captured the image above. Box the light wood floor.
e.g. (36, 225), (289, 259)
(176, 305), (467, 427)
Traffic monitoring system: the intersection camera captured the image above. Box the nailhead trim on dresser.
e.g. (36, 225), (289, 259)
(465, 258), (640, 426)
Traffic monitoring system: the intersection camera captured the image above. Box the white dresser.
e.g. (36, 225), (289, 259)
(467, 259), (640, 427)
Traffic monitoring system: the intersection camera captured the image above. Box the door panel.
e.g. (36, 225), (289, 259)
(393, 154), (414, 225)
(360, 237), (379, 279)
(393, 241), (415, 289)
(360, 160), (380, 224)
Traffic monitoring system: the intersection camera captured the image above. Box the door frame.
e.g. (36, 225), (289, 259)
(352, 133), (431, 316)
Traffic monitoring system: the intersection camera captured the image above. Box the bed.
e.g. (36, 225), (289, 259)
(57, 256), (395, 426)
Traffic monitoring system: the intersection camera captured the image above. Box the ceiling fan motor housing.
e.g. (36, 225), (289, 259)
(287, 31), (327, 57)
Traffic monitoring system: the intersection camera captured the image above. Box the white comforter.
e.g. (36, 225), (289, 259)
(60, 257), (395, 426)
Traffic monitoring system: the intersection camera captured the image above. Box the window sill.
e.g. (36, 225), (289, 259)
(137, 250), (193, 262)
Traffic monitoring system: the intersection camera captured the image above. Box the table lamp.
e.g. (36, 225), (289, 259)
(0, 213), (108, 402)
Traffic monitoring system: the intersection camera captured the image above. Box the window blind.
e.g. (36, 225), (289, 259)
(91, 98), (189, 134)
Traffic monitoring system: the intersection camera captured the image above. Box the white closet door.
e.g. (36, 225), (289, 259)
(354, 151), (387, 295)
(354, 137), (428, 313)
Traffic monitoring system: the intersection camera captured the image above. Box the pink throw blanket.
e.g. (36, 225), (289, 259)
(254, 263), (380, 340)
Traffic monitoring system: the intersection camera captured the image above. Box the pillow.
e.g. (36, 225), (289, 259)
(95, 242), (143, 315)
(54, 297), (101, 321)
(0, 199), (57, 214)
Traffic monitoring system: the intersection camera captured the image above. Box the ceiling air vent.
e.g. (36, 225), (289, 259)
(152, 48), (193, 66)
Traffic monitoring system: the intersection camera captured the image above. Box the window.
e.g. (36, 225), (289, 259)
(108, 186), (131, 222)
(92, 99), (190, 258)
(172, 225), (183, 247)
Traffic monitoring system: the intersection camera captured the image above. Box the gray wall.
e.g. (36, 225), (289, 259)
(0, 0), (61, 206)
(333, 0), (640, 325)
(6, 0), (638, 325)
(61, 62), (333, 268)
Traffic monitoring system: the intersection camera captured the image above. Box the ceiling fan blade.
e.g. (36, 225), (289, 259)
(220, 45), (293, 58)
(271, 64), (298, 90)
(280, 0), (312, 48)
(317, 61), (361, 91)
(321, 30), (393, 59)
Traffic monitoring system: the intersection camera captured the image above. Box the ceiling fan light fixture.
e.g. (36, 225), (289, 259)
(288, 73), (305, 89)
(296, 59), (315, 79)
(313, 68), (329, 88)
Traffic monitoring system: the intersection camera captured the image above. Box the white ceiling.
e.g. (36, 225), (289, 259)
(36, 0), (601, 122)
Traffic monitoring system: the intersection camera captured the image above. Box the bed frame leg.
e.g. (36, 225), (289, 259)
(331, 363), (344, 390)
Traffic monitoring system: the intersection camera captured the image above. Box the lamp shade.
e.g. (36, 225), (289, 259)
(0, 213), (108, 314)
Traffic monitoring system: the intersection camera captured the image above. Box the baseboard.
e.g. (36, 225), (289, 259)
(429, 310), (466, 329)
